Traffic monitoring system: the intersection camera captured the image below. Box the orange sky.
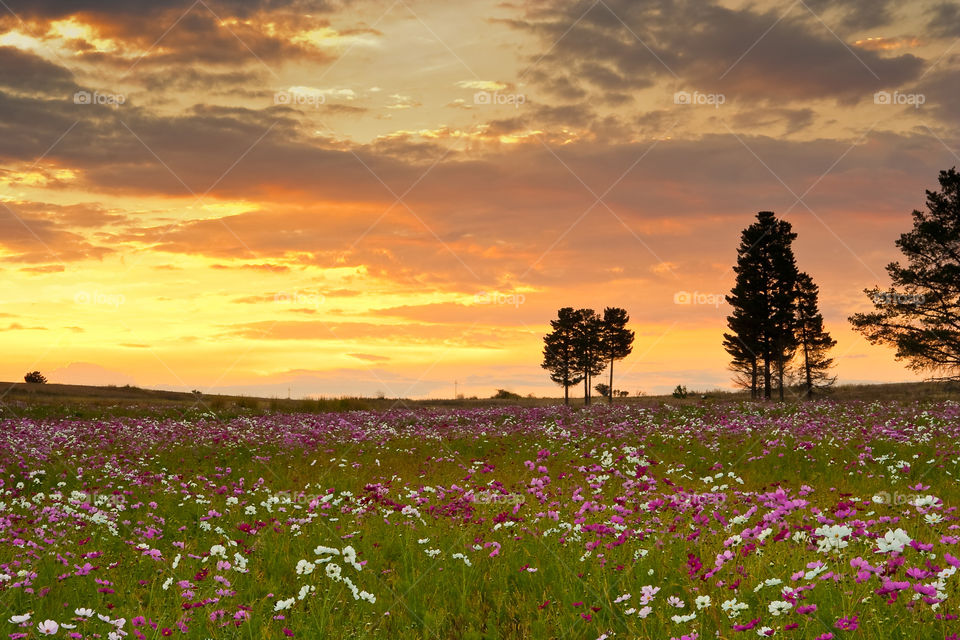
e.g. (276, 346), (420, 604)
(0, 0), (958, 397)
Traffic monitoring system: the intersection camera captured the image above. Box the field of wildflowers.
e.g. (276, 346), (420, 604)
(2, 401), (959, 639)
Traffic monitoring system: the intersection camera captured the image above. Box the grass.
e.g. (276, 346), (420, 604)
(1, 400), (959, 638)
(0, 379), (956, 420)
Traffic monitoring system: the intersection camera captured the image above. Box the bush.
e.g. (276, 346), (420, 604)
(672, 384), (688, 399)
(24, 371), (47, 384)
(492, 389), (522, 400)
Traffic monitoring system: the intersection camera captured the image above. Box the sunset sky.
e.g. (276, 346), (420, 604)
(1, 0), (958, 398)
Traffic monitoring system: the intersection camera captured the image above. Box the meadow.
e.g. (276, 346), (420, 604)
(1, 400), (959, 639)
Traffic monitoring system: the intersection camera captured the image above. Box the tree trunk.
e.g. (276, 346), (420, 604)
(763, 358), (772, 399)
(608, 358), (614, 404)
(584, 371), (589, 406)
(564, 383), (569, 406)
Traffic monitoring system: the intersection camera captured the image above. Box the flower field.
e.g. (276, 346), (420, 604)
(2, 401), (960, 639)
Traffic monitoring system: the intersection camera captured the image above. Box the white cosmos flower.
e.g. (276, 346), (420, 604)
(37, 620), (59, 635)
(9, 613), (31, 624)
(274, 598), (295, 611)
(877, 528), (912, 553)
(296, 560), (315, 575)
(314, 545), (340, 556)
(325, 562), (342, 580)
(814, 524), (852, 553)
(768, 601), (792, 616)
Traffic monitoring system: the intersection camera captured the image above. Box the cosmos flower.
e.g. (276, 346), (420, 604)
(877, 529), (912, 553)
(37, 620), (59, 635)
(814, 525), (853, 553)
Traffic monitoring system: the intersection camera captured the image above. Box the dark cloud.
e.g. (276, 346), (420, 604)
(1, 0), (334, 19)
(0, 47), (77, 95)
(804, 0), (900, 31)
(511, 0), (925, 105)
(926, 2), (960, 39)
(918, 67), (960, 122)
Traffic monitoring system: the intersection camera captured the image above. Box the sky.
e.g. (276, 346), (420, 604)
(0, 0), (958, 399)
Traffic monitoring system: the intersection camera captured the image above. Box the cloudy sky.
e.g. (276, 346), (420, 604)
(0, 0), (958, 398)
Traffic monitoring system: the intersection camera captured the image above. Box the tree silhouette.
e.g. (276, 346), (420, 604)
(794, 272), (836, 397)
(724, 211), (799, 399)
(599, 307), (634, 404)
(573, 308), (606, 405)
(542, 307), (584, 405)
(24, 371), (47, 384)
(850, 168), (960, 380)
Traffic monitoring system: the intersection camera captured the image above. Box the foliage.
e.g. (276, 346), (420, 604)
(851, 167), (960, 380)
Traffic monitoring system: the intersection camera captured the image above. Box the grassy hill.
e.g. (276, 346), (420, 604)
(0, 378), (956, 420)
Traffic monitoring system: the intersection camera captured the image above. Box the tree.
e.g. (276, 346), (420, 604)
(793, 272), (837, 397)
(594, 382), (611, 399)
(598, 307), (634, 404)
(850, 168), (960, 380)
(724, 211), (800, 399)
(542, 307), (584, 405)
(24, 371), (47, 384)
(573, 308), (606, 405)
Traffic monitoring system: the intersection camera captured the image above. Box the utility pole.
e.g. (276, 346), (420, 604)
(454, 380), (458, 399)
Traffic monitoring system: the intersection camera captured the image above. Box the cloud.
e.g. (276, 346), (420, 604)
(510, 0), (924, 105)
(0, 46), (77, 94)
(0, 202), (115, 263)
(348, 352), (390, 361)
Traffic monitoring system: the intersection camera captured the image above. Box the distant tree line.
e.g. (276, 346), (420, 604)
(541, 307), (634, 405)
(544, 168), (960, 401)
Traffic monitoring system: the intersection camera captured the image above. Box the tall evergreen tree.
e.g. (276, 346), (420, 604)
(574, 308), (606, 406)
(724, 211), (800, 399)
(542, 307), (584, 405)
(599, 307), (634, 404)
(793, 272), (837, 397)
(850, 168), (960, 380)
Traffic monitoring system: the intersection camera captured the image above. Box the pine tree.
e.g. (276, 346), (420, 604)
(724, 211), (799, 399)
(599, 307), (634, 404)
(850, 168), (960, 380)
(573, 308), (606, 406)
(542, 307), (584, 405)
(794, 272), (836, 397)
